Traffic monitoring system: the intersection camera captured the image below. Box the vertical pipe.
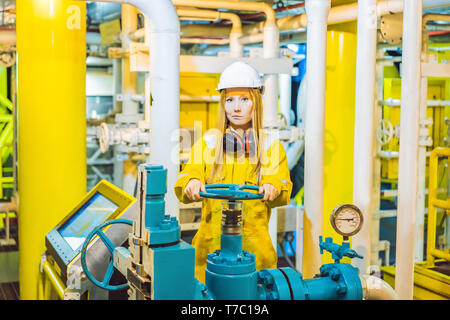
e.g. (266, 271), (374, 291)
(121, 4), (138, 196)
(415, 76), (427, 262)
(112, 53), (123, 188)
(352, 0), (378, 275)
(263, 23), (280, 252)
(121, 4), (138, 116)
(144, 16), (151, 123)
(279, 73), (292, 127)
(17, 0), (86, 299)
(372, 47), (386, 267)
(322, 29), (357, 265)
(147, 1), (180, 219)
(262, 24), (280, 128)
(395, 0), (423, 300)
(303, 0), (331, 279)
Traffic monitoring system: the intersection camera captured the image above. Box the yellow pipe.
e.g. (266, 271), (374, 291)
(176, 8), (243, 48)
(303, 29), (358, 278)
(17, 0), (86, 299)
(173, 0), (276, 26)
(42, 261), (66, 300)
(177, 8), (242, 34)
(430, 249), (450, 261)
(181, 38), (229, 45)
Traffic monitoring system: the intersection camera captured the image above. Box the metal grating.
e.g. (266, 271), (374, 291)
(0, 281), (18, 300)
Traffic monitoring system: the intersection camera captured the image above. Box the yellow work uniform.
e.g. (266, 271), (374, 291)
(174, 132), (293, 283)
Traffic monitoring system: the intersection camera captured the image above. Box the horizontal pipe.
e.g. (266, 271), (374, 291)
(180, 0), (450, 44)
(380, 98), (450, 107)
(173, 0), (276, 26)
(430, 248), (450, 260)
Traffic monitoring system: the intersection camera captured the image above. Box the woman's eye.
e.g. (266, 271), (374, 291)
(241, 97), (248, 102)
(226, 98), (233, 103)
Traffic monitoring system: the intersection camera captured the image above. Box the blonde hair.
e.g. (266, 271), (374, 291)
(207, 88), (264, 184)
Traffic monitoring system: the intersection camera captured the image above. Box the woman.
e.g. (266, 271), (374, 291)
(174, 61), (292, 283)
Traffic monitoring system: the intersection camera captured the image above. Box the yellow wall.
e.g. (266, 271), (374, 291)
(17, 0), (86, 299)
(180, 72), (220, 136)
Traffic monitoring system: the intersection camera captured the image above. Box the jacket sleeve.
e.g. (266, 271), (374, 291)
(260, 140), (293, 209)
(174, 137), (206, 204)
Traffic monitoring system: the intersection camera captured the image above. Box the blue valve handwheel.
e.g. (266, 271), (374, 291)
(80, 219), (133, 291)
(199, 184), (264, 200)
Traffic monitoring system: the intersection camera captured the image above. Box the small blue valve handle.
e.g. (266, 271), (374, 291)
(80, 219), (133, 291)
(319, 236), (363, 263)
(199, 184), (264, 200)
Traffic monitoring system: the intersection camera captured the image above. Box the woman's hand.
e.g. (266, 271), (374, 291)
(258, 183), (279, 201)
(184, 178), (206, 201)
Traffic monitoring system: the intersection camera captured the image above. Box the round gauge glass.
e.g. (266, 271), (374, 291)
(330, 204), (363, 237)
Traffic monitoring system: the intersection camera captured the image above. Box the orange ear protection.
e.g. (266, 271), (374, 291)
(223, 128), (256, 156)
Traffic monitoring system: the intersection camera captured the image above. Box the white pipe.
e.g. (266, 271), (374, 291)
(302, 0), (330, 279)
(352, 0), (377, 276)
(144, 16), (151, 123)
(262, 24), (280, 128)
(377, 150), (399, 159)
(395, 0), (423, 300)
(263, 14), (280, 251)
(360, 275), (399, 300)
(279, 73), (292, 127)
(84, 0), (180, 218)
(415, 76), (427, 263)
(380, 98), (450, 107)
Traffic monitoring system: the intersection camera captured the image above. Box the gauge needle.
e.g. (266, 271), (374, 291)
(337, 218), (354, 221)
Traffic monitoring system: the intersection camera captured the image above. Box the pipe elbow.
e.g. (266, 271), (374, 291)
(259, 3), (277, 26)
(360, 275), (398, 300)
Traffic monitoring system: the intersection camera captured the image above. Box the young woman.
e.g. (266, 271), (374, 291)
(174, 62), (292, 283)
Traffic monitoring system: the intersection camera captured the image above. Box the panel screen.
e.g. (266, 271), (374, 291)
(58, 192), (119, 250)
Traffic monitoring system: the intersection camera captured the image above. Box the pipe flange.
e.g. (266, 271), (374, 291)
(380, 13), (403, 45)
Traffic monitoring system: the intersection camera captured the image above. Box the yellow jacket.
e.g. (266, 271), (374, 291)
(174, 132), (293, 283)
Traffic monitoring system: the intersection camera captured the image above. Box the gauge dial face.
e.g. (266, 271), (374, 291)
(330, 204), (363, 237)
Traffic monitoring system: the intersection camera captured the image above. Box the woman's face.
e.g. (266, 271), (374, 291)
(224, 87), (253, 130)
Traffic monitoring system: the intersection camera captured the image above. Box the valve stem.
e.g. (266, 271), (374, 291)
(221, 200), (243, 235)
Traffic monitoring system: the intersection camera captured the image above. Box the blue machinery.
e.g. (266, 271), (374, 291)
(80, 164), (365, 300)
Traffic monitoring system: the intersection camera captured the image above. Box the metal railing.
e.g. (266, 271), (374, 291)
(427, 147), (450, 267)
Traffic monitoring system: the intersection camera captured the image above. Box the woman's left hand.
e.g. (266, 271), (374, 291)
(258, 183), (279, 201)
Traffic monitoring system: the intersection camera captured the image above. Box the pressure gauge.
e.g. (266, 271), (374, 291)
(330, 204), (364, 237)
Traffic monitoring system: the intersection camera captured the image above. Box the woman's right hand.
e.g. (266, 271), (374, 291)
(184, 178), (206, 201)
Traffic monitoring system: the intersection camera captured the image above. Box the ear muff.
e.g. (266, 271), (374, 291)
(223, 129), (244, 153)
(223, 128), (256, 156)
(244, 129), (256, 156)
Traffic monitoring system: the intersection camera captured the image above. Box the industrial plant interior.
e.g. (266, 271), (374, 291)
(0, 0), (448, 302)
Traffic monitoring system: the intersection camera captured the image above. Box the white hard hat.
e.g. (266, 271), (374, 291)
(216, 61), (264, 92)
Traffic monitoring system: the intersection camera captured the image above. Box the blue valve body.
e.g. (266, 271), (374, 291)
(143, 165), (180, 245)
